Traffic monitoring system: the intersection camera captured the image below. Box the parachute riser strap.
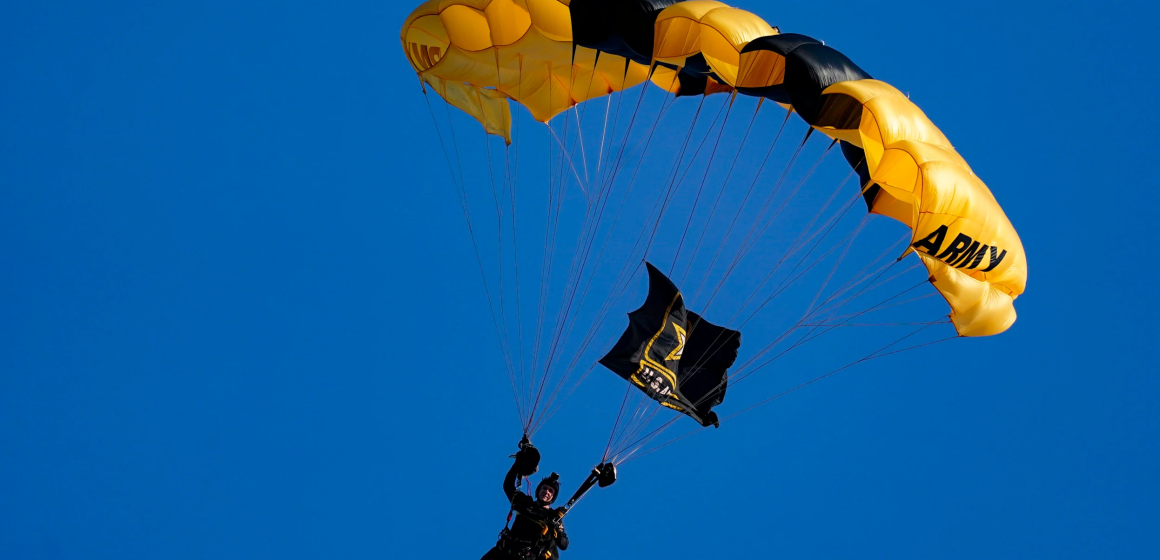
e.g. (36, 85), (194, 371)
(501, 475), (521, 534)
(561, 462), (616, 515)
(561, 470), (599, 514)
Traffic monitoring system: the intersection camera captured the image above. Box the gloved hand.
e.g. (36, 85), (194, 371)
(512, 440), (540, 476)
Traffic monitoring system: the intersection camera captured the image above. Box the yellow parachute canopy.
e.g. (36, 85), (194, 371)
(401, 0), (1027, 336)
(401, 0), (654, 143)
(802, 80), (1026, 335)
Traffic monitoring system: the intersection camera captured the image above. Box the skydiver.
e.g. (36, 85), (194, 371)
(481, 438), (570, 560)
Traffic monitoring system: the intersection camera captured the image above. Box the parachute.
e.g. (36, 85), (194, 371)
(599, 263), (739, 428)
(401, 0), (1028, 502)
(733, 33), (1025, 335)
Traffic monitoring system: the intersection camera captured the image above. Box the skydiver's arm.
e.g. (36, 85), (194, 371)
(503, 461), (520, 501)
(555, 526), (568, 551)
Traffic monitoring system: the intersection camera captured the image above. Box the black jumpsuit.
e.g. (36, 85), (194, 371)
(480, 463), (569, 560)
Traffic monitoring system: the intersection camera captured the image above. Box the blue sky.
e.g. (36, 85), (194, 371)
(2, 1), (1157, 558)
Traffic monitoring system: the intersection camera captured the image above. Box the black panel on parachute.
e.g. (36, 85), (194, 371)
(599, 263), (741, 428)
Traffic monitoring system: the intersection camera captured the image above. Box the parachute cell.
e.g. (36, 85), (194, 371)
(401, 0), (655, 142)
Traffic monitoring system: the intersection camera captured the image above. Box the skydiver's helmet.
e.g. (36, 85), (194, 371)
(535, 472), (560, 504)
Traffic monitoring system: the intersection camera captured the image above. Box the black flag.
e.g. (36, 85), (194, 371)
(599, 263), (741, 427)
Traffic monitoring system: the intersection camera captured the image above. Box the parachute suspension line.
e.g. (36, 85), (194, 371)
(609, 389), (654, 454)
(727, 187), (863, 331)
(606, 299), (693, 457)
(680, 135), (830, 375)
(768, 189), (863, 293)
(547, 93), (710, 375)
(534, 94), (709, 421)
(732, 279), (933, 390)
(528, 161), (606, 433)
(527, 115), (562, 430)
(610, 423), (678, 465)
(621, 320), (956, 464)
(788, 270), (933, 355)
(480, 121), (519, 413)
(620, 181), (927, 460)
(606, 303), (699, 456)
(722, 260), (913, 392)
(676, 201), (867, 389)
(769, 210), (876, 343)
(538, 94), (714, 401)
(531, 117), (557, 377)
(722, 128), (820, 258)
(595, 92), (613, 186)
(722, 322), (956, 421)
(541, 77), (683, 380)
(727, 260), (913, 385)
(760, 158), (858, 278)
(688, 155), (856, 376)
(539, 234), (660, 432)
(532, 94), (685, 429)
(542, 104), (607, 378)
(778, 205), (869, 319)
(815, 293), (939, 325)
(667, 215), (877, 443)
(539, 90), (729, 437)
(606, 98), (760, 400)
(747, 208), (869, 324)
(601, 386), (634, 463)
(527, 65), (596, 429)
(639, 95), (729, 264)
(530, 116), (571, 414)
(572, 106), (591, 195)
(670, 94), (742, 277)
(536, 173), (605, 382)
(808, 261), (924, 324)
(802, 321), (947, 327)
(665, 97), (735, 213)
(527, 202), (573, 432)
(737, 139), (839, 265)
(542, 272), (654, 437)
(802, 232), (917, 321)
(526, 194), (611, 433)
(612, 413), (678, 463)
(606, 401), (663, 462)
(546, 125), (589, 199)
(424, 92), (524, 427)
(701, 135), (834, 313)
(530, 88), (663, 407)
(543, 65), (591, 202)
(618, 417), (695, 464)
(599, 68), (675, 196)
(508, 57), (528, 395)
(676, 98), (765, 286)
(528, 362), (600, 437)
(564, 58), (604, 201)
(449, 100), (517, 400)
(688, 109), (793, 302)
(608, 395), (660, 462)
(596, 71), (630, 189)
(505, 141), (528, 399)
